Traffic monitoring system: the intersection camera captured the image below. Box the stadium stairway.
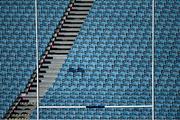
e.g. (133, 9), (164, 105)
(3, 0), (94, 119)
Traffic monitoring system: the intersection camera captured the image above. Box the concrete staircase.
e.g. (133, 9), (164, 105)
(3, 0), (94, 119)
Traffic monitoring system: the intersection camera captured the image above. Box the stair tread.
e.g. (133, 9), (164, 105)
(54, 41), (74, 45)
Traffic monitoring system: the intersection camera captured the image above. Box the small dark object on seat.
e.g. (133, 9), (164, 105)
(86, 106), (105, 108)
(68, 68), (76, 72)
(77, 67), (85, 73)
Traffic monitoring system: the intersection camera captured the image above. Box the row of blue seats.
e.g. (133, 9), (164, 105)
(152, 0), (179, 119)
(30, 108), (152, 119)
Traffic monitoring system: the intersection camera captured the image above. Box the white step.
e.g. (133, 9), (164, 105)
(67, 15), (86, 19)
(54, 41), (74, 45)
(56, 36), (76, 40)
(52, 45), (72, 49)
(65, 19), (84, 23)
(49, 50), (69, 54)
(58, 32), (79, 36)
(74, 2), (93, 6)
(72, 6), (92, 10)
(47, 54), (67, 59)
(61, 27), (80, 32)
(70, 11), (89, 15)
(63, 23), (82, 27)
